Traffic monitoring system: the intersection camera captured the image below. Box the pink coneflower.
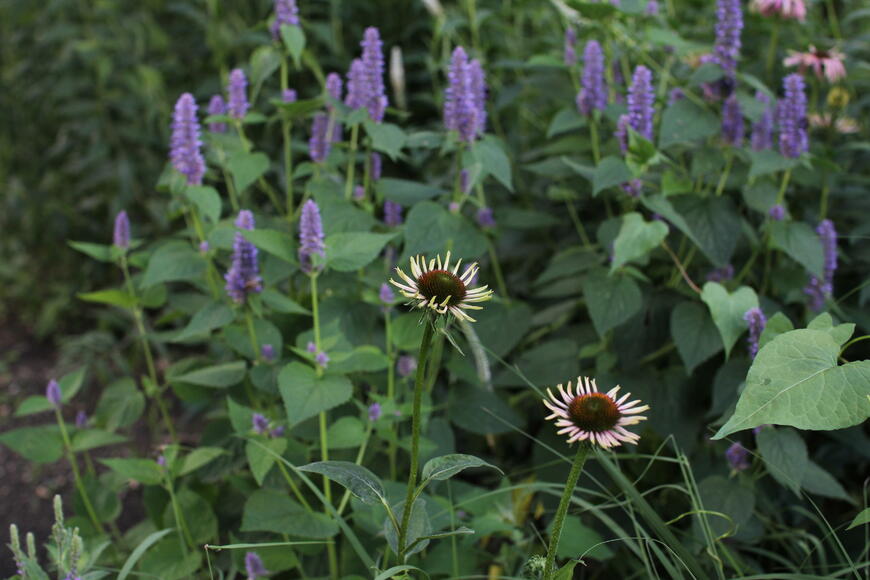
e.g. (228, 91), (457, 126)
(543, 376), (649, 448)
(808, 113), (860, 134)
(784, 46), (846, 83)
(751, 0), (806, 21)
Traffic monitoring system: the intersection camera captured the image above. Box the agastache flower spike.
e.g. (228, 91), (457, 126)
(721, 94), (744, 146)
(804, 219), (838, 311)
(476, 207), (496, 229)
(207, 95), (228, 133)
(252, 413), (270, 434)
(743, 307), (766, 359)
(726, 442), (751, 471)
(170, 93), (206, 185)
(325, 72), (344, 141)
(380, 282), (395, 305)
(282, 89), (297, 103)
(370, 152), (383, 181)
(361, 27), (388, 122)
(397, 355), (417, 377)
(113, 210), (131, 249)
(444, 46), (480, 143)
(714, 0), (743, 78)
(245, 552), (268, 580)
(469, 59), (487, 135)
(577, 40), (607, 116)
(224, 210), (262, 304)
(564, 27), (577, 66)
(751, 91), (774, 151)
(46, 379), (62, 408)
(768, 204), (785, 220)
(627, 65), (655, 142)
(298, 199), (325, 273)
(228, 69), (249, 120)
(368, 402), (382, 422)
(779, 73), (808, 159)
(270, 0), (300, 41)
(345, 58), (367, 110)
(383, 200), (403, 227)
(308, 113), (331, 163)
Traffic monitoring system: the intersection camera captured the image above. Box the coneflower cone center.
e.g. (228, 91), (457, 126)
(417, 270), (466, 303)
(567, 393), (621, 432)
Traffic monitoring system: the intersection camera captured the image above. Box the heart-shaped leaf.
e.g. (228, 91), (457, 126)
(701, 282), (759, 357)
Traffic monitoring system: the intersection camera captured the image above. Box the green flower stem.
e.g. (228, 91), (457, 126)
(276, 460), (313, 511)
(397, 319), (435, 560)
(452, 144), (466, 202)
(485, 236), (510, 302)
(385, 308), (398, 481)
(825, 0), (841, 39)
(234, 121), (285, 214)
(55, 409), (104, 535)
(164, 474), (194, 553)
(565, 199), (592, 248)
(714, 152), (734, 197)
(466, 0), (480, 54)
(120, 255), (177, 443)
(589, 118), (601, 164)
(244, 310), (260, 360)
(281, 58), (295, 220)
(344, 124), (360, 200)
(218, 147), (241, 213)
(765, 21), (780, 82)
(542, 443), (590, 580)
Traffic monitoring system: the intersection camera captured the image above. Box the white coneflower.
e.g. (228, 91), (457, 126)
(543, 376), (649, 448)
(390, 251), (493, 322)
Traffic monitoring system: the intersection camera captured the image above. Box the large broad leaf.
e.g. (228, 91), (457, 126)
(183, 185), (222, 224)
(748, 149), (798, 179)
(592, 156), (632, 196)
(583, 268), (642, 337)
(246, 438), (287, 485)
(384, 498), (431, 558)
(325, 232), (395, 271)
(228, 152), (270, 193)
(378, 178), (444, 205)
(243, 229), (297, 263)
(610, 212), (668, 272)
(141, 243), (206, 288)
(768, 221), (825, 278)
(700, 282), (758, 358)
(670, 301), (723, 374)
(0, 426), (64, 463)
(77, 289), (136, 309)
(756, 427), (807, 495)
(172, 301), (235, 342)
(471, 136), (513, 191)
(170, 361), (247, 388)
(71, 430), (127, 452)
(95, 378), (145, 430)
(364, 121), (407, 160)
(674, 196), (741, 268)
(101, 458), (163, 485)
(802, 461), (852, 502)
(278, 362), (353, 425)
(402, 202), (487, 261)
(659, 99), (719, 149)
(421, 454), (502, 483)
(242, 489), (337, 538)
(714, 328), (870, 438)
(298, 461), (386, 505)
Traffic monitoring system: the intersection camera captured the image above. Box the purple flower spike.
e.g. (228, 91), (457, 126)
(308, 113), (331, 163)
(228, 69), (249, 120)
(326, 72), (343, 106)
(170, 93), (206, 186)
(818, 219), (838, 291)
(444, 46), (481, 143)
(721, 94), (744, 146)
(370, 152), (383, 181)
(779, 74), (808, 159)
(615, 114), (630, 154)
(353, 185), (365, 201)
(46, 379), (62, 408)
(270, 426), (285, 437)
(476, 207), (496, 228)
(345, 58), (367, 110)
(252, 413), (270, 434)
(245, 552), (268, 580)
(469, 59), (487, 135)
(714, 0), (743, 78)
(199, 241), (210, 254)
(207, 95), (228, 133)
(307, 341), (317, 354)
(379, 282), (395, 305)
(460, 169), (471, 194)
(361, 27), (388, 122)
(577, 40), (607, 116)
(270, 0), (300, 41)
(646, 0), (659, 15)
(383, 200), (403, 226)
(627, 65), (655, 142)
(298, 199), (325, 273)
(261, 344), (275, 361)
(397, 355), (417, 378)
(768, 204), (785, 220)
(368, 402), (382, 422)
(743, 307), (767, 359)
(315, 351), (329, 368)
(113, 211), (131, 249)
(225, 210), (262, 304)
(725, 442), (751, 471)
(282, 89), (298, 103)
(751, 91), (774, 151)
(75, 410), (88, 428)
(564, 27), (577, 66)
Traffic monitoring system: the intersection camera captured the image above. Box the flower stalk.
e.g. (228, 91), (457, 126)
(542, 443), (590, 579)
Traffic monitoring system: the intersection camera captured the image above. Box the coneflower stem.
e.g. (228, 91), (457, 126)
(397, 320), (435, 560)
(385, 309), (398, 481)
(543, 443), (590, 580)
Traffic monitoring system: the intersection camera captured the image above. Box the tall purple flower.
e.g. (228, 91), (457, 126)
(207, 95), (228, 133)
(368, 402), (382, 422)
(779, 73), (808, 158)
(627, 65), (655, 142)
(113, 210), (131, 249)
(469, 59), (487, 135)
(476, 207), (496, 228)
(721, 94), (744, 146)
(370, 152), (382, 181)
(225, 210), (262, 304)
(282, 89), (298, 103)
(228, 69), (249, 120)
(444, 46), (480, 143)
(751, 91), (773, 151)
(361, 27), (388, 122)
(397, 355), (417, 378)
(564, 27), (577, 66)
(46, 379), (62, 408)
(75, 410), (88, 428)
(743, 307), (766, 359)
(615, 114), (630, 154)
(804, 219), (837, 311)
(768, 204), (785, 220)
(315, 351), (330, 368)
(577, 40), (607, 116)
(383, 200), (403, 226)
(345, 58), (367, 110)
(169, 93), (206, 185)
(379, 282), (395, 305)
(245, 552), (268, 580)
(714, 0), (743, 78)
(646, 0), (659, 15)
(261, 344), (276, 361)
(270, 0), (300, 41)
(298, 199), (325, 273)
(308, 113), (331, 163)
(326, 72), (343, 107)
(726, 442), (751, 471)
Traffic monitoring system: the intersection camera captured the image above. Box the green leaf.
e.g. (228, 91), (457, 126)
(769, 221), (824, 278)
(273, 97), (324, 119)
(592, 156), (632, 195)
(583, 268), (643, 337)
(280, 24), (306, 67)
(246, 438), (287, 485)
(610, 212), (668, 272)
(95, 378), (145, 430)
(714, 329), (870, 437)
(566, 0), (618, 18)
(77, 289), (136, 309)
(242, 489), (338, 538)
(141, 243), (206, 288)
(659, 99), (719, 149)
(278, 362), (353, 425)
(325, 232), (395, 272)
(471, 137), (513, 191)
(759, 312), (794, 351)
(250, 45), (282, 87)
(243, 228), (297, 263)
(0, 426), (63, 463)
(68, 241), (114, 262)
(261, 288), (309, 315)
(138, 537), (201, 580)
(101, 458), (163, 485)
(117, 528), (175, 580)
(757, 427), (807, 495)
(71, 430), (127, 453)
(555, 561), (579, 580)
(671, 302), (723, 374)
(172, 301), (235, 342)
(402, 202), (487, 261)
(364, 121), (407, 161)
(328, 346), (390, 374)
(847, 508), (870, 530)
(384, 498), (431, 557)
(378, 178), (444, 205)
(802, 460), (852, 502)
(170, 361), (247, 389)
(700, 282), (759, 357)
(178, 447), (225, 476)
(549, 517), (614, 561)
(183, 185), (222, 224)
(748, 149), (797, 179)
(15, 367), (87, 416)
(421, 454), (502, 483)
(696, 475), (755, 538)
(299, 461), (386, 505)
(228, 152), (270, 193)
(324, 416), (366, 449)
(675, 196), (741, 267)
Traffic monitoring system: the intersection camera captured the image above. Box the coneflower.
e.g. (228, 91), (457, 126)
(784, 46), (847, 83)
(228, 69), (249, 120)
(113, 211), (131, 249)
(169, 93), (206, 185)
(361, 27), (388, 122)
(270, 0), (299, 41)
(207, 95), (228, 133)
(751, 91), (774, 151)
(576, 40), (607, 116)
(743, 307), (766, 359)
(721, 94), (744, 146)
(298, 199), (325, 273)
(714, 0), (743, 78)
(225, 210), (262, 304)
(779, 73), (808, 158)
